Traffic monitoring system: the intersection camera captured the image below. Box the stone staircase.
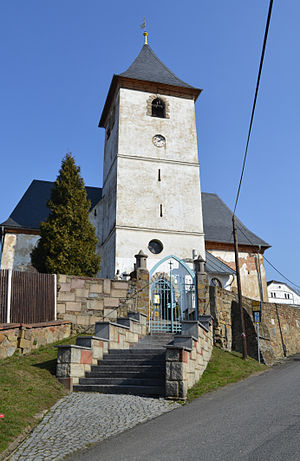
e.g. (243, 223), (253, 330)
(73, 334), (174, 397)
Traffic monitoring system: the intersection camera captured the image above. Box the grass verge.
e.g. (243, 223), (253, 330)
(0, 343), (267, 454)
(187, 347), (267, 402)
(0, 335), (77, 454)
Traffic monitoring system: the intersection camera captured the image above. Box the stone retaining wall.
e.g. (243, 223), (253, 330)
(262, 303), (300, 358)
(0, 321), (71, 359)
(57, 272), (148, 332)
(56, 313), (147, 390)
(207, 285), (300, 365)
(165, 317), (213, 400)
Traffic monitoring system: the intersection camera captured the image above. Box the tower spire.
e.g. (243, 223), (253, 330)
(140, 18), (148, 45)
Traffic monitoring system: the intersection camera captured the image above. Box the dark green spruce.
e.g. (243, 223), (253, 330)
(31, 154), (100, 276)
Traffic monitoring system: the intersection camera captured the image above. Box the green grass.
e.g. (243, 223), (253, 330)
(187, 347), (267, 401)
(0, 342), (267, 454)
(0, 335), (77, 454)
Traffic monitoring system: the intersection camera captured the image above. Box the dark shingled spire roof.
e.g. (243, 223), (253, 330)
(99, 43), (201, 127)
(119, 44), (195, 88)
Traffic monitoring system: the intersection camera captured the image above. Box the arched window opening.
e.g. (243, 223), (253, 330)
(152, 98), (165, 118)
(210, 277), (222, 288)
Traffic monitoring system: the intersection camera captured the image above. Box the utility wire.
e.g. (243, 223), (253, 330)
(263, 255), (300, 291)
(233, 0), (274, 214)
(235, 222), (300, 291)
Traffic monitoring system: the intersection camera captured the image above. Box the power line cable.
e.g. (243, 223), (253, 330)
(263, 255), (300, 291)
(231, 1), (299, 293)
(233, 0), (274, 214)
(236, 222), (300, 290)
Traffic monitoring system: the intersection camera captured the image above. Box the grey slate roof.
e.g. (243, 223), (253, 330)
(119, 44), (195, 89)
(1, 180), (102, 230)
(1, 182), (270, 251)
(205, 251), (235, 275)
(201, 193), (270, 249)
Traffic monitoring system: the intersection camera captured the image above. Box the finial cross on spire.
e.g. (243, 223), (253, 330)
(140, 17), (148, 45)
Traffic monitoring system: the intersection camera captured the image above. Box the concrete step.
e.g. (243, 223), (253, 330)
(92, 364), (164, 373)
(78, 377), (165, 386)
(73, 334), (171, 397)
(73, 384), (165, 397)
(133, 337), (173, 343)
(108, 349), (166, 356)
(86, 370), (164, 378)
(101, 358), (164, 366)
(132, 336), (174, 349)
(131, 344), (172, 350)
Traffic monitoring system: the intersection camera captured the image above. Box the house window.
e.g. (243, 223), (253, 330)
(152, 98), (165, 118)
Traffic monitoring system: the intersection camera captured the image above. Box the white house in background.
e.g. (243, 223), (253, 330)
(267, 281), (300, 306)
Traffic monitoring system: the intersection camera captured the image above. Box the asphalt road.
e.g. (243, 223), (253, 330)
(68, 356), (300, 461)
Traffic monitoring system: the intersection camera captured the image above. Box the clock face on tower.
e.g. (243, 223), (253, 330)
(152, 134), (166, 148)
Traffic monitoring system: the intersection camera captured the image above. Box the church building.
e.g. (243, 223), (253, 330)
(0, 33), (270, 301)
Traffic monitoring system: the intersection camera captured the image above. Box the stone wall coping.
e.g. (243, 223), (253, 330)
(127, 317), (140, 323)
(55, 344), (91, 350)
(198, 315), (213, 323)
(0, 323), (20, 330)
(166, 344), (192, 352)
(128, 312), (147, 318)
(58, 274), (129, 283)
(95, 321), (130, 330)
(181, 320), (200, 324)
(198, 322), (209, 333)
(181, 319), (211, 332)
(79, 336), (109, 342)
(0, 320), (71, 331)
(174, 335), (197, 341)
(117, 317), (140, 324)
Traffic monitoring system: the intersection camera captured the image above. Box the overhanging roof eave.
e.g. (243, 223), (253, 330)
(205, 238), (271, 250)
(99, 74), (202, 128)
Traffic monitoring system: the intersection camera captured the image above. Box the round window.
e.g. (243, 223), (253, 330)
(148, 239), (163, 254)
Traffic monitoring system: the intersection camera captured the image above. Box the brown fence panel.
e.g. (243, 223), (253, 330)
(10, 272), (55, 323)
(0, 270), (9, 323)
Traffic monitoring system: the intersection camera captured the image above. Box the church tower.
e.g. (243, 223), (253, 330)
(98, 34), (205, 278)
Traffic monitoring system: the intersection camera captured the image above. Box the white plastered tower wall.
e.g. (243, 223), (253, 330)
(99, 85), (205, 278)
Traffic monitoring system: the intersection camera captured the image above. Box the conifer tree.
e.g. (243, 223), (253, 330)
(31, 154), (101, 276)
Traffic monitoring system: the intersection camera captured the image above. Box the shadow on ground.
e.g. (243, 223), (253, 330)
(33, 359), (57, 375)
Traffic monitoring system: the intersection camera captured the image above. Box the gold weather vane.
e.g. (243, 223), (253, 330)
(140, 18), (148, 44)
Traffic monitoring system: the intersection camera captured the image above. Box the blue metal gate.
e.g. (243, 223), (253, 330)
(149, 255), (197, 333)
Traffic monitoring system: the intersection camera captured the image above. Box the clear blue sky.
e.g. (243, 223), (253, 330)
(1, 1), (299, 289)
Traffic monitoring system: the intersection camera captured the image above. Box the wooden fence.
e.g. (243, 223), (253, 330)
(0, 270), (56, 324)
(0, 270), (9, 323)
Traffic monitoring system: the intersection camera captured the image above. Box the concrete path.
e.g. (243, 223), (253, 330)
(67, 356), (300, 461)
(9, 394), (179, 460)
